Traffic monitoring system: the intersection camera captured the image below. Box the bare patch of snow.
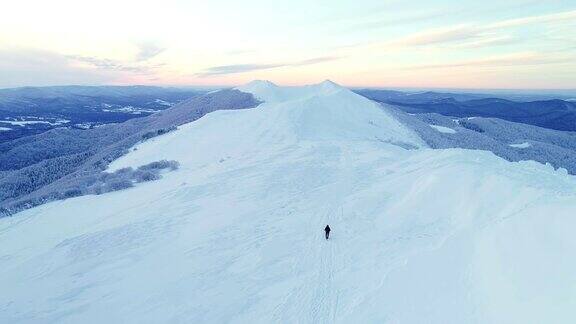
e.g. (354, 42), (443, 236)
(102, 106), (159, 114)
(154, 99), (173, 106)
(1, 119), (70, 126)
(429, 125), (457, 134)
(510, 142), (531, 148)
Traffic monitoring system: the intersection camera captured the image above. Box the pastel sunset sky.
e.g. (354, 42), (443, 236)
(1, 0), (575, 89)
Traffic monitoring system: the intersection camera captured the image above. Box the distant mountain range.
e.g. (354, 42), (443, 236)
(0, 85), (203, 142)
(2, 86), (575, 144)
(356, 89), (576, 131)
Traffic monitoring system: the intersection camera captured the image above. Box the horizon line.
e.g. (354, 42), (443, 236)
(1, 83), (575, 94)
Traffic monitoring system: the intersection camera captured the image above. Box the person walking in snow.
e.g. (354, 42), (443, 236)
(324, 225), (331, 240)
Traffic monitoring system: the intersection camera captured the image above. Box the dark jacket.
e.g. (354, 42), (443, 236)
(325, 225), (331, 232)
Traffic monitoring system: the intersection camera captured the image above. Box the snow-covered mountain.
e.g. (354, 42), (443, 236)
(1, 81), (576, 323)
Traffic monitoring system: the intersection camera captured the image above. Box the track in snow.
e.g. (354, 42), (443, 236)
(274, 145), (355, 323)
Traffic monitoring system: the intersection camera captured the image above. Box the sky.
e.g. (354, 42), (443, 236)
(1, 0), (575, 89)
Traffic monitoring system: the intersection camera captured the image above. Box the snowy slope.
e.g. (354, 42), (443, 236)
(1, 81), (576, 323)
(107, 80), (423, 171)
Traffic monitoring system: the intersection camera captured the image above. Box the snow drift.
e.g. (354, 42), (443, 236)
(1, 81), (576, 323)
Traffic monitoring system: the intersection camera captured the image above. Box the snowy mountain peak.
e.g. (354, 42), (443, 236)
(318, 79), (342, 90)
(237, 80), (348, 103)
(238, 79), (278, 92)
(231, 80), (425, 146)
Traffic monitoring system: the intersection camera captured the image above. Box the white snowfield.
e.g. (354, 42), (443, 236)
(2, 81), (576, 323)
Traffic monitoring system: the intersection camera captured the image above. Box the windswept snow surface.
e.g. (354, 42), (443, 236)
(2, 81), (576, 323)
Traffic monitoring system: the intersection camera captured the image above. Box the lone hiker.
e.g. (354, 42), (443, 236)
(324, 225), (331, 240)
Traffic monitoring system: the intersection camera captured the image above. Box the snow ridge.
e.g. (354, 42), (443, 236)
(235, 80), (425, 147)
